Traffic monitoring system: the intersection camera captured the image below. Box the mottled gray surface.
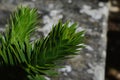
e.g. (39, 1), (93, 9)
(0, 0), (108, 80)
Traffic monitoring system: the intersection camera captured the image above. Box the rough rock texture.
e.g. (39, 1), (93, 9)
(0, 0), (108, 80)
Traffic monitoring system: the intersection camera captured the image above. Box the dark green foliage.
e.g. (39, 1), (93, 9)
(0, 6), (84, 80)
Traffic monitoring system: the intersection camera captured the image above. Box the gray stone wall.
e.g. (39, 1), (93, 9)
(0, 0), (108, 80)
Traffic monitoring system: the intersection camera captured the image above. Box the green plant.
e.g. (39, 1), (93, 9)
(0, 6), (84, 80)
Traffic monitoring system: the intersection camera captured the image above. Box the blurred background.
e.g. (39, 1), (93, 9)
(1, 0), (120, 80)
